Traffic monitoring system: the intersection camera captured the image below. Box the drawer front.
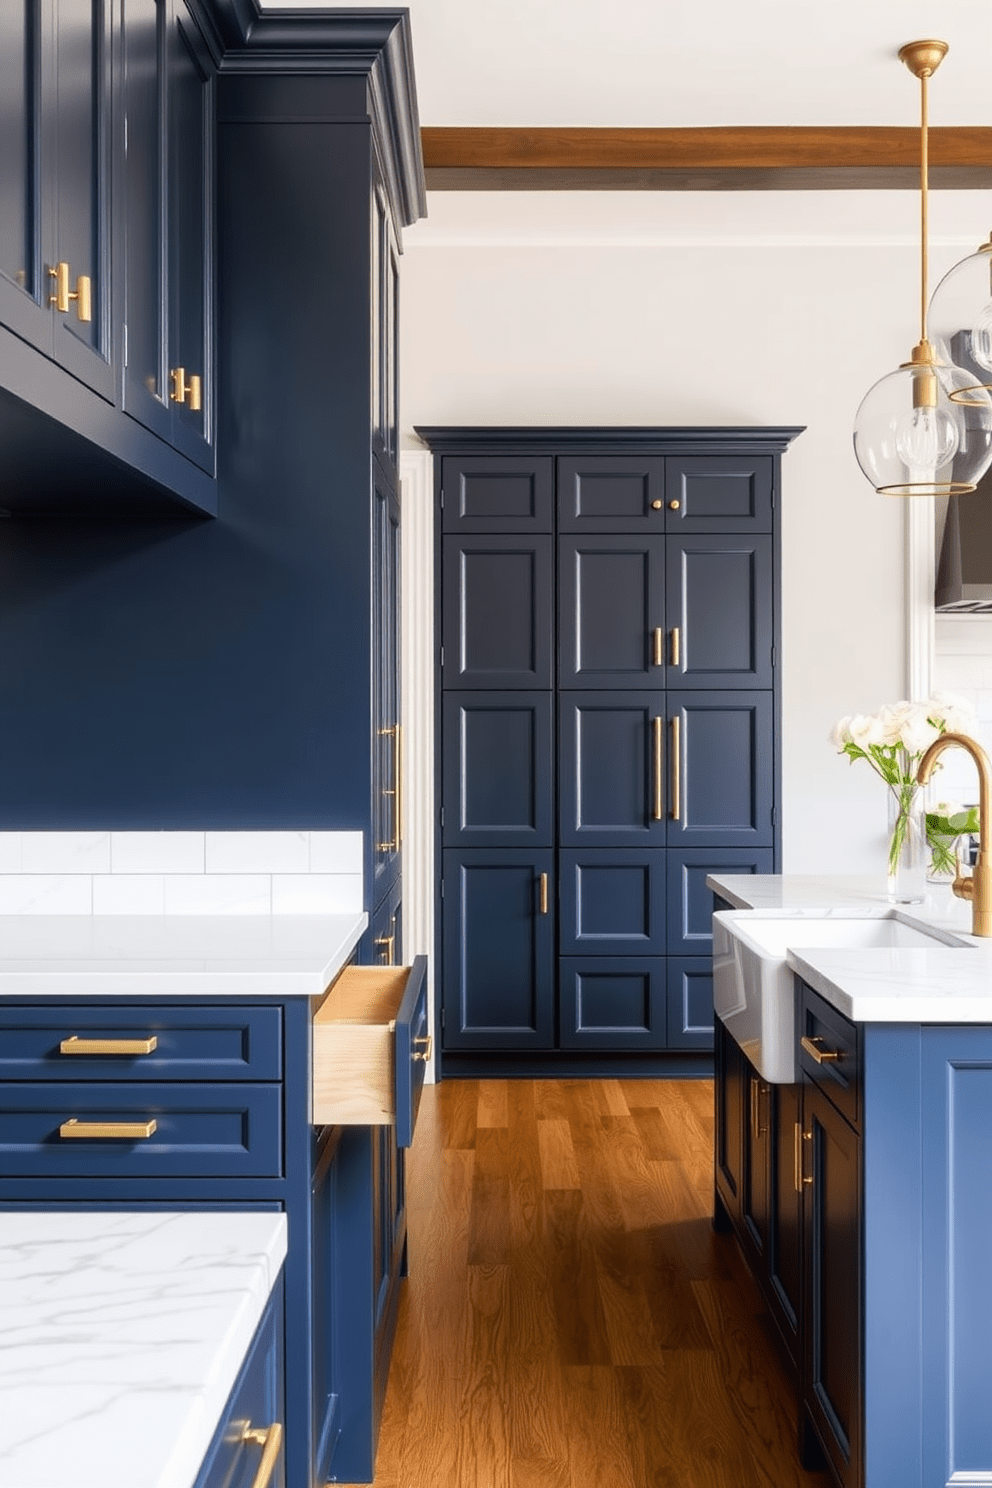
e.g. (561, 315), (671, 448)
(798, 982), (860, 1129)
(393, 955), (429, 1148)
(195, 1283), (285, 1488)
(0, 1005), (282, 1082)
(0, 1084), (283, 1177)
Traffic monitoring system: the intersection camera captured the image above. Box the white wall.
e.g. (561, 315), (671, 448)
(399, 192), (986, 874)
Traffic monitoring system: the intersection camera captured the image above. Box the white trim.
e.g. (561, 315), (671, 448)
(399, 448), (437, 1081)
(906, 497), (934, 700)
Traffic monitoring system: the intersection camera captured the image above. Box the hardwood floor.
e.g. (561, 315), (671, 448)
(342, 1079), (833, 1488)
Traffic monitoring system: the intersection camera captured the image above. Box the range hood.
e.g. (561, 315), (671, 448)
(936, 482), (992, 611)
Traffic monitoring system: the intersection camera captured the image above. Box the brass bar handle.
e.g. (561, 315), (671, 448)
(377, 725), (401, 852)
(539, 872), (549, 914)
(652, 627), (663, 667)
(49, 263), (92, 321)
(241, 1422), (284, 1488)
(170, 366), (188, 404)
(794, 1123), (814, 1191)
(801, 1035), (843, 1066)
(670, 715), (681, 821)
(187, 373), (202, 413)
(670, 626), (681, 669)
(59, 1119), (158, 1140)
(375, 933), (396, 966)
(60, 1036), (158, 1057)
(652, 716), (663, 821)
(412, 1034), (433, 1064)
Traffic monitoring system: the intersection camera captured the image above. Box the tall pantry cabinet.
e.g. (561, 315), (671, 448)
(419, 427), (802, 1076)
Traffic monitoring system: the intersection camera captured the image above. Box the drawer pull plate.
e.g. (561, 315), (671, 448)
(413, 1033), (433, 1064)
(801, 1034), (843, 1065)
(241, 1422), (284, 1488)
(59, 1118), (158, 1140)
(60, 1035), (158, 1057)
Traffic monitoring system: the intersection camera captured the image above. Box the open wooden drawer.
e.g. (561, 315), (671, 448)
(311, 955), (429, 1146)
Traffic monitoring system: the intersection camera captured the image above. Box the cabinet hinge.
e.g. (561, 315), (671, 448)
(771, 645), (776, 668)
(440, 878), (444, 898)
(439, 488), (444, 509)
(123, 322), (128, 368)
(771, 806), (779, 826)
(439, 807), (444, 828)
(441, 1006), (446, 1029)
(439, 645), (444, 668)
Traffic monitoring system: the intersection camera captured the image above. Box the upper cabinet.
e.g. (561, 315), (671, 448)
(123, 0), (214, 473)
(0, 0), (114, 401)
(0, 0), (217, 514)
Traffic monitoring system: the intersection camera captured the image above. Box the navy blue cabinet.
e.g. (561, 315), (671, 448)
(194, 1281), (286, 1488)
(424, 427), (800, 1071)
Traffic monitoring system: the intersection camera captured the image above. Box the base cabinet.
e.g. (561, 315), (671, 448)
(195, 1282), (286, 1488)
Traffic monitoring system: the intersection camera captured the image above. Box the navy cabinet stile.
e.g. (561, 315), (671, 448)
(421, 427), (801, 1077)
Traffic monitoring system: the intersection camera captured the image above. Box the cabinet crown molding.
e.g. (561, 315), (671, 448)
(415, 425), (806, 455)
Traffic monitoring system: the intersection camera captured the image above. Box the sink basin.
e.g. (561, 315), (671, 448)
(712, 910), (967, 1083)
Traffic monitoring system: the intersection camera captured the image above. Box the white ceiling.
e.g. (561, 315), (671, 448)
(261, 0), (992, 128)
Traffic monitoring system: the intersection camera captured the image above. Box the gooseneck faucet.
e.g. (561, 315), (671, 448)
(916, 731), (992, 936)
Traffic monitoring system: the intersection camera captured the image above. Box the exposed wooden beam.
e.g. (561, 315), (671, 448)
(421, 126), (992, 190)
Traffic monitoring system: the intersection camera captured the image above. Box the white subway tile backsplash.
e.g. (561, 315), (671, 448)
(20, 833), (111, 874)
(164, 875), (272, 915)
(271, 874), (364, 915)
(205, 832), (311, 874)
(0, 876), (93, 914)
(309, 832), (364, 874)
(0, 835), (22, 872)
(93, 875), (167, 915)
(110, 833), (205, 874)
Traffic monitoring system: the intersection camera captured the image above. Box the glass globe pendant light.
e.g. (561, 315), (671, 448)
(853, 40), (992, 496)
(928, 233), (992, 396)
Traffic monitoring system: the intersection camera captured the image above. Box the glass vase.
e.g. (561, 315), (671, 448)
(887, 785), (927, 903)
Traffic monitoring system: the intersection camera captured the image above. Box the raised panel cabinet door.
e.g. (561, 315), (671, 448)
(557, 454), (666, 532)
(0, 0), (52, 351)
(664, 454), (774, 532)
(666, 692), (775, 848)
(742, 1063), (770, 1264)
(559, 955), (668, 1050)
(559, 693), (668, 847)
(767, 1080), (802, 1361)
(665, 956), (713, 1051)
(715, 1015), (745, 1223)
(558, 847), (666, 957)
(803, 1084), (862, 1488)
(666, 846), (775, 957)
(440, 455), (554, 533)
(442, 534), (553, 689)
(442, 691), (553, 848)
(666, 534), (774, 689)
(52, 0), (114, 398)
(441, 848), (554, 1050)
(558, 534), (666, 689)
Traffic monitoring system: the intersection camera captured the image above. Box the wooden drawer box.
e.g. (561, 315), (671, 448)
(312, 956), (428, 1147)
(0, 1004), (282, 1082)
(0, 1083), (283, 1177)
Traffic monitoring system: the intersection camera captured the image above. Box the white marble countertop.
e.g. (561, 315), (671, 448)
(707, 873), (992, 1023)
(0, 1210), (287, 1488)
(0, 912), (367, 997)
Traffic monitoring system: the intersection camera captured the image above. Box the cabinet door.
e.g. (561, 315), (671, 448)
(559, 956), (668, 1050)
(665, 956), (713, 1051)
(666, 692), (775, 848)
(666, 534), (774, 689)
(802, 1083), (862, 1488)
(440, 456), (554, 533)
(557, 454), (666, 532)
(667, 846), (775, 957)
(558, 534), (666, 688)
(442, 534), (554, 689)
(52, 0), (114, 398)
(559, 693), (668, 846)
(665, 454), (774, 532)
(123, 0), (169, 441)
(742, 1064), (770, 1265)
(442, 691), (553, 848)
(441, 848), (554, 1050)
(0, 0), (51, 350)
(372, 467), (401, 906)
(767, 1080), (802, 1361)
(558, 847), (666, 957)
(714, 1016), (745, 1224)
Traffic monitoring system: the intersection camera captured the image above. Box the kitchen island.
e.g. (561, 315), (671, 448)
(707, 873), (992, 1488)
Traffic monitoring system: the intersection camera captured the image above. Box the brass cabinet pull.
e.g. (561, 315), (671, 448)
(49, 262), (92, 321)
(375, 933), (396, 966)
(60, 1035), (158, 1057)
(670, 715), (681, 821)
(670, 626), (681, 669)
(801, 1035), (843, 1066)
(187, 373), (202, 412)
(539, 872), (549, 914)
(170, 368), (203, 409)
(794, 1122), (814, 1191)
(241, 1422), (284, 1488)
(652, 716), (663, 821)
(60, 1119), (157, 1140)
(750, 1079), (767, 1140)
(652, 627), (663, 667)
(668, 499), (681, 511)
(412, 1034), (433, 1064)
(651, 498), (663, 510)
(377, 724), (402, 852)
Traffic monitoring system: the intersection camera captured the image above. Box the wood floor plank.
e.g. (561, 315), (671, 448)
(468, 1125), (510, 1266)
(478, 1078), (509, 1128)
(438, 1076), (479, 1150)
(544, 1187), (613, 1366)
(593, 1079), (631, 1116)
(537, 1118), (581, 1190)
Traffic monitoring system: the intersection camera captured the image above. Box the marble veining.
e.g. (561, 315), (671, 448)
(0, 1210), (287, 1488)
(707, 873), (992, 1023)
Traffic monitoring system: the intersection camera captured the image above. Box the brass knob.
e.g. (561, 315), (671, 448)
(651, 499), (663, 510)
(668, 499), (681, 510)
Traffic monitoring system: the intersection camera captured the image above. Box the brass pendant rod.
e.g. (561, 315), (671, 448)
(920, 65), (929, 345)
